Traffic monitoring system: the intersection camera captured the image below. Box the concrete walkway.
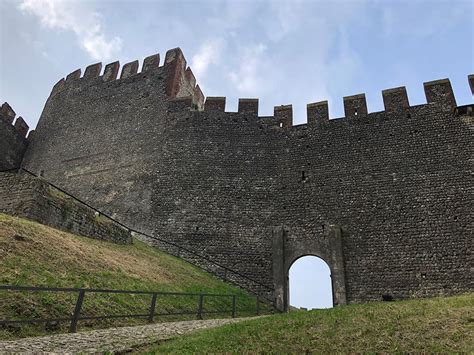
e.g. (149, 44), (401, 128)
(0, 317), (261, 353)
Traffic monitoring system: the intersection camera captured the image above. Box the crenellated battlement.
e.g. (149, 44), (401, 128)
(204, 97), (226, 111)
(307, 101), (329, 124)
(382, 87), (409, 112)
(44, 45), (472, 133)
(197, 75), (472, 129)
(0, 102), (32, 139)
(0, 102), (31, 171)
(49, 48), (205, 110)
(238, 99), (259, 115)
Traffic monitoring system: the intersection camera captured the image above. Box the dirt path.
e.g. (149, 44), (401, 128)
(0, 317), (261, 353)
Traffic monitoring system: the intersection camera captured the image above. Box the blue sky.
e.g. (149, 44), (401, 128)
(1, 0), (473, 308)
(290, 256), (333, 309)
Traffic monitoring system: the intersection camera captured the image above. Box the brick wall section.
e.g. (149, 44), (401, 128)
(0, 172), (132, 244)
(0, 172), (38, 215)
(279, 106), (472, 302)
(150, 110), (280, 295)
(18, 47), (473, 305)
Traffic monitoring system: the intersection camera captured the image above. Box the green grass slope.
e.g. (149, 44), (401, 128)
(0, 214), (258, 339)
(145, 294), (473, 353)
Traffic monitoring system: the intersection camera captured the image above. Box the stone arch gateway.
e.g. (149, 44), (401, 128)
(272, 225), (347, 311)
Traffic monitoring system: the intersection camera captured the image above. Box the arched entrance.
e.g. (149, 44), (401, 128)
(289, 255), (333, 309)
(272, 225), (347, 312)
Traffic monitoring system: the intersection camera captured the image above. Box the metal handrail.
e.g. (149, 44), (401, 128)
(0, 285), (267, 333)
(0, 285), (236, 297)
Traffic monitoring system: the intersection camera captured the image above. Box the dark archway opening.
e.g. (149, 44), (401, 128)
(289, 255), (333, 309)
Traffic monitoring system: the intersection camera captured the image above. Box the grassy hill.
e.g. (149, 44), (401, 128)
(0, 213), (258, 339)
(143, 294), (473, 353)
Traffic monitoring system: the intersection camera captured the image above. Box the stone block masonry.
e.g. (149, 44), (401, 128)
(0, 103), (31, 171)
(0, 171), (132, 244)
(4, 46), (472, 310)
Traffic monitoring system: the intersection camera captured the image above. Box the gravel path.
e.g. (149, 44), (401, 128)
(0, 317), (261, 353)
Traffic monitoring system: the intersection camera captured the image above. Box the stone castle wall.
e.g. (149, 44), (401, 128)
(0, 171), (132, 244)
(8, 48), (473, 307)
(22, 48), (203, 233)
(0, 103), (30, 171)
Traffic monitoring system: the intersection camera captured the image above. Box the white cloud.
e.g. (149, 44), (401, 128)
(191, 38), (225, 79)
(81, 33), (122, 61)
(229, 43), (268, 94)
(19, 0), (122, 60)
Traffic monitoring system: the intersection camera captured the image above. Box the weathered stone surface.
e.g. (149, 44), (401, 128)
(238, 99), (259, 115)
(1, 102), (16, 124)
(382, 87), (409, 112)
(103, 61), (120, 81)
(424, 78), (457, 110)
(307, 101), (329, 125)
(14, 116), (29, 137)
(50, 78), (65, 96)
(83, 62), (102, 79)
(66, 69), (81, 81)
(0, 104), (28, 171)
(343, 93), (368, 117)
(0, 172), (132, 244)
(205, 97), (226, 111)
(120, 60), (139, 79)
(143, 53), (160, 72)
(274, 104), (293, 127)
